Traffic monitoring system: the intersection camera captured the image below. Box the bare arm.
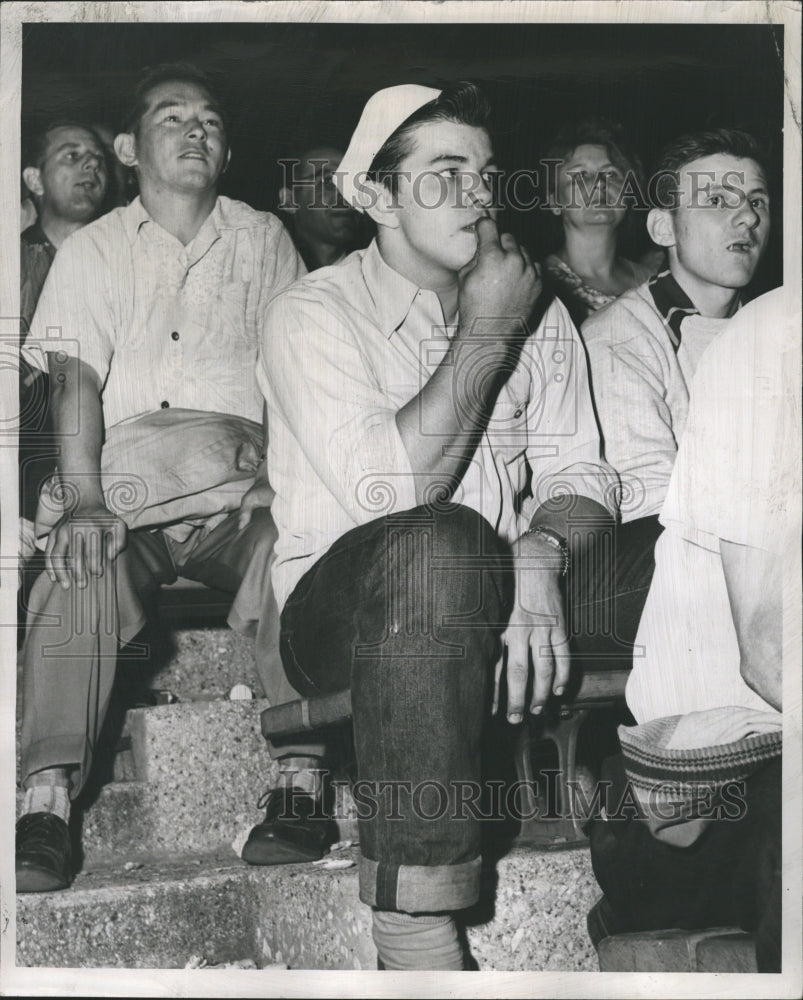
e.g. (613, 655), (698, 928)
(396, 217), (541, 504)
(720, 538), (781, 711)
(45, 352), (126, 588)
(495, 495), (614, 723)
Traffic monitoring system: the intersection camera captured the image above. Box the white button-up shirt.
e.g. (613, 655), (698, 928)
(627, 288), (795, 723)
(25, 196), (305, 429)
(582, 283), (731, 522)
(259, 240), (616, 609)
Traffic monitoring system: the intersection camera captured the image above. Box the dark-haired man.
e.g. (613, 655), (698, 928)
(18, 122), (109, 576)
(278, 146), (363, 270)
(21, 122), (108, 332)
(582, 129), (771, 524)
(251, 83), (653, 969)
(16, 63), (304, 893)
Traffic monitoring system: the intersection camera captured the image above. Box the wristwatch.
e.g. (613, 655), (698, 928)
(520, 524), (570, 576)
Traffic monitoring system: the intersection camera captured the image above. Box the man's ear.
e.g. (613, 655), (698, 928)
(647, 207), (676, 248)
(363, 180), (401, 231)
(277, 186), (298, 213)
(222, 146), (232, 175)
(113, 132), (138, 169)
(22, 167), (44, 199)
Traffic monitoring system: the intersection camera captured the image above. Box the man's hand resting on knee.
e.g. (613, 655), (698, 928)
(493, 532), (571, 724)
(45, 503), (128, 590)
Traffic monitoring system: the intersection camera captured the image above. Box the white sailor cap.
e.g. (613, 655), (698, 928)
(334, 84), (442, 212)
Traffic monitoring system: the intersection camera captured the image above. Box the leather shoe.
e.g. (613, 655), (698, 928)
(242, 788), (332, 865)
(16, 812), (72, 893)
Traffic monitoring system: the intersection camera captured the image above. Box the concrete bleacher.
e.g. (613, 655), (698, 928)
(15, 624), (603, 971)
(15, 612), (759, 973)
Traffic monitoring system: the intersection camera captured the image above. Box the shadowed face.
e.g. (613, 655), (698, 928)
(552, 143), (629, 231)
(290, 147), (360, 246)
(34, 126), (108, 222)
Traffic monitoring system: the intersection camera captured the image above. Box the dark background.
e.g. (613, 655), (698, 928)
(22, 20), (784, 290)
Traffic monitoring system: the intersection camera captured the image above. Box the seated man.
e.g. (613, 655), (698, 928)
(277, 145), (363, 270)
(587, 287), (795, 973)
(19, 121), (110, 569)
(21, 120), (109, 331)
(582, 129), (770, 523)
(251, 82), (658, 970)
(15, 62), (305, 893)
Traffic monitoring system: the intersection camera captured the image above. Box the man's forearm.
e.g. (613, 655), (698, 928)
(48, 354), (106, 509)
(720, 539), (782, 711)
(396, 334), (515, 503)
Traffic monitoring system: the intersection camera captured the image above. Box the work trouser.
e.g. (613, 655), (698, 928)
(19, 506), (290, 797)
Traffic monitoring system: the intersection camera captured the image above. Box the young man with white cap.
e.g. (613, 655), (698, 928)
(251, 82), (654, 970)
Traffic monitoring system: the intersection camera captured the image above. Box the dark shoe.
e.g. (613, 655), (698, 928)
(241, 788), (332, 865)
(16, 813), (72, 893)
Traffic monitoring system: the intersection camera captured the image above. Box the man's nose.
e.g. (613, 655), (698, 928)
(185, 118), (208, 140)
(83, 151), (103, 173)
(472, 174), (495, 209)
(734, 196), (761, 229)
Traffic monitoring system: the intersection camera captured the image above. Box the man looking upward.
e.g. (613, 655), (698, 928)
(16, 63), (304, 893)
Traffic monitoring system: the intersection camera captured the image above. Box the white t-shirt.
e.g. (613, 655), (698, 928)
(627, 287), (799, 723)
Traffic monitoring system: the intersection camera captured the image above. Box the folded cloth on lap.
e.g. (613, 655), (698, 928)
(35, 408), (263, 545)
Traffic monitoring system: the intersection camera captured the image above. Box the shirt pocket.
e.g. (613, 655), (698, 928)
(488, 397), (530, 459)
(217, 280), (254, 347)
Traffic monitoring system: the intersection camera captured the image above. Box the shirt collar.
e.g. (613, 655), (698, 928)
(21, 221), (54, 249)
(361, 239), (429, 337)
(648, 268), (740, 351)
(647, 268), (700, 351)
(121, 195), (223, 249)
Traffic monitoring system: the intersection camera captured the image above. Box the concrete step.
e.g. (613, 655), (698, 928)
(15, 626), (265, 772)
(17, 697), (358, 865)
(16, 845), (600, 971)
(597, 926), (758, 973)
(139, 625), (265, 701)
(127, 697), (275, 784)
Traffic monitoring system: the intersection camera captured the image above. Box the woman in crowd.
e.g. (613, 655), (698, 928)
(541, 118), (656, 328)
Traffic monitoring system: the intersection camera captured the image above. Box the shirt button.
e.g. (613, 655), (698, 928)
(161, 400), (170, 409)
(171, 331), (180, 341)
(514, 408), (523, 418)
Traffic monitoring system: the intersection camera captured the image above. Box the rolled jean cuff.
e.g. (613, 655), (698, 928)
(359, 854), (481, 912)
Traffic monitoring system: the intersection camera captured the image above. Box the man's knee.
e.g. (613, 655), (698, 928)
(386, 504), (512, 625)
(387, 503), (504, 559)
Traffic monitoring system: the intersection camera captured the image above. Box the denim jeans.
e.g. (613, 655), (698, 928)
(278, 505), (661, 912)
(279, 504), (514, 911)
